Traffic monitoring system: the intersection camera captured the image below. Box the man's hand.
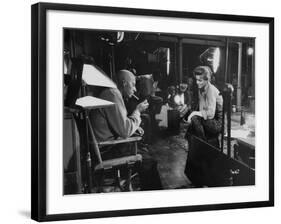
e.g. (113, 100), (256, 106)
(135, 127), (144, 136)
(136, 100), (149, 113)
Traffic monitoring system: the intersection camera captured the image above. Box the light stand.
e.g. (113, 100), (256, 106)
(75, 63), (116, 193)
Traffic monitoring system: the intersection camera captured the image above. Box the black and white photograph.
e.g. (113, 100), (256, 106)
(63, 28), (256, 194)
(1, 0), (280, 223)
(30, 2), (274, 221)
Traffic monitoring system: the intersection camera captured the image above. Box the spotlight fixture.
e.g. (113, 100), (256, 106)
(199, 47), (221, 73)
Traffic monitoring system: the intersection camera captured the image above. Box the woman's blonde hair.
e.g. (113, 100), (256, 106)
(193, 66), (213, 81)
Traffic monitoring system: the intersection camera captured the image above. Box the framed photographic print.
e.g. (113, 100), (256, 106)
(31, 2), (274, 222)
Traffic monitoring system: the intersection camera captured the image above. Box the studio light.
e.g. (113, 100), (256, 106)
(199, 47), (221, 73)
(247, 47), (254, 56)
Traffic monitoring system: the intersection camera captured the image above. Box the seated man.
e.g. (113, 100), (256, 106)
(90, 69), (162, 190)
(125, 74), (163, 144)
(185, 66), (223, 142)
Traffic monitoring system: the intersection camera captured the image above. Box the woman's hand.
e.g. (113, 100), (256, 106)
(187, 111), (202, 123)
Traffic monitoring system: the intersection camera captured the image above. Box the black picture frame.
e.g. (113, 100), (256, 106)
(31, 2), (274, 222)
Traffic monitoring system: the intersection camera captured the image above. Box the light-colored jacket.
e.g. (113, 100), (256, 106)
(90, 88), (141, 141)
(198, 82), (223, 120)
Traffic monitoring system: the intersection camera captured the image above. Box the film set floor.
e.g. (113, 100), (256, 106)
(97, 121), (193, 193)
(96, 109), (255, 193)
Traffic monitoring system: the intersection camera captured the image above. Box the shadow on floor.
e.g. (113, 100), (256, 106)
(149, 122), (193, 189)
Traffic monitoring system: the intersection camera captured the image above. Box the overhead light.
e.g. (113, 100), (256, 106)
(247, 47), (254, 55)
(199, 47), (221, 73)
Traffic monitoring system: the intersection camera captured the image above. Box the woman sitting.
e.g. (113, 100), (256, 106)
(185, 66), (223, 142)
